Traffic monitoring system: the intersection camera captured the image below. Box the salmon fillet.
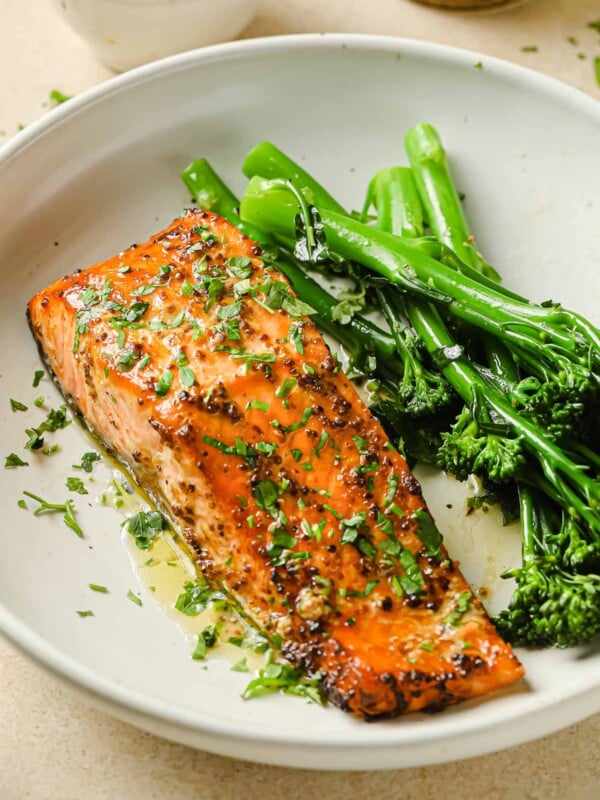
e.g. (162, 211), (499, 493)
(28, 209), (524, 718)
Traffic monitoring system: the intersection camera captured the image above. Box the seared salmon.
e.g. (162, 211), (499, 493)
(28, 210), (524, 718)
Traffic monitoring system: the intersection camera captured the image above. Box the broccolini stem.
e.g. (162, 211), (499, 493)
(240, 179), (597, 371)
(242, 141), (347, 215)
(362, 167), (424, 238)
(404, 123), (501, 281)
(181, 157), (268, 243)
(408, 303), (600, 534)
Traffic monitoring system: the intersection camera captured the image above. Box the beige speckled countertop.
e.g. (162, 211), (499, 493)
(1, 1), (599, 797)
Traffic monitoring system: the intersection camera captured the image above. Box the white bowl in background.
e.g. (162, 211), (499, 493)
(51, 0), (258, 71)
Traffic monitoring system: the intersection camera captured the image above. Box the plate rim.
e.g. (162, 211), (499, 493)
(1, 32), (599, 769)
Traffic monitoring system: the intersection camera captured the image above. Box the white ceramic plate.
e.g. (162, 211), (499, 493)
(0, 35), (598, 771)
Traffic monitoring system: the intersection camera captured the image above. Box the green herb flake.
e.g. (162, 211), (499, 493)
(288, 323), (305, 354)
(313, 430), (329, 457)
(66, 477), (88, 495)
(89, 583), (108, 593)
(241, 660), (325, 705)
(410, 508), (443, 557)
(76, 610), (94, 618)
(474, 61), (483, 70)
(255, 441), (278, 457)
(384, 473), (399, 507)
(124, 510), (165, 550)
(290, 448), (303, 462)
(521, 45), (539, 53)
(192, 624), (219, 660)
(247, 399), (270, 412)
(33, 396), (45, 407)
(5, 453), (28, 468)
(595, 57), (600, 88)
(419, 642), (434, 652)
(32, 370), (45, 388)
(179, 365), (196, 387)
(175, 579), (228, 616)
(49, 89), (72, 105)
(275, 378), (298, 400)
(73, 451), (101, 473)
(282, 407), (313, 433)
(127, 590), (142, 606)
(231, 657), (249, 672)
(10, 399), (28, 412)
(444, 592), (473, 628)
(155, 370), (173, 397)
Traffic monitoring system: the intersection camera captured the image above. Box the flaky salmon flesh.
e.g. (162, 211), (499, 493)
(28, 209), (524, 718)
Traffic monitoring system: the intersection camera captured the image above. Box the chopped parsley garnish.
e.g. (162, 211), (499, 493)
(215, 316), (241, 341)
(247, 400), (269, 412)
(410, 508), (443, 557)
(115, 349), (139, 372)
(228, 627), (270, 653)
(76, 610), (94, 618)
(390, 550), (425, 597)
(339, 511), (368, 544)
(352, 436), (369, 454)
(155, 370), (173, 397)
(23, 404), (71, 451)
(180, 279), (195, 297)
(387, 502), (405, 519)
(49, 89), (72, 105)
(123, 510), (165, 550)
(521, 45), (539, 52)
(256, 279), (316, 318)
(216, 299), (242, 320)
(214, 346), (276, 371)
(384, 473), (399, 507)
(231, 657), (249, 672)
(376, 511), (394, 537)
(255, 441), (278, 457)
(444, 592), (473, 628)
(345, 579), (379, 598)
(127, 590), (142, 606)
(73, 451), (101, 473)
(227, 256), (253, 278)
(275, 378), (297, 399)
(353, 461), (379, 474)
(192, 624), (219, 660)
(32, 370), (45, 388)
(66, 477), (88, 495)
(202, 435), (256, 465)
(281, 407), (313, 433)
(22, 491), (83, 537)
(10, 399), (28, 412)
(288, 323), (305, 354)
(5, 453), (28, 468)
(89, 583), (108, 593)
(242, 659), (325, 705)
(253, 479), (280, 510)
(179, 365), (196, 387)
(300, 518), (325, 541)
(175, 579), (228, 616)
(34, 396), (45, 407)
(290, 449), (303, 462)
(313, 430), (329, 457)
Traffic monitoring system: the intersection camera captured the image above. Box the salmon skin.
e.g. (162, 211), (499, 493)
(28, 209), (524, 718)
